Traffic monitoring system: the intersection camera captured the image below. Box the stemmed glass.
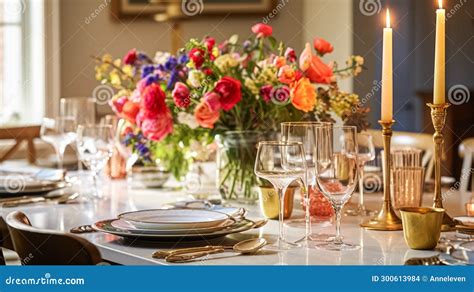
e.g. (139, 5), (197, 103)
(40, 117), (77, 169)
(76, 125), (114, 199)
(315, 126), (360, 251)
(60, 97), (96, 171)
(281, 122), (333, 244)
(254, 141), (306, 250)
(345, 132), (376, 216)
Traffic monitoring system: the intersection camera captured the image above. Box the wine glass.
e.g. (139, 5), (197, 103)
(40, 117), (77, 169)
(76, 125), (114, 199)
(345, 132), (376, 216)
(254, 141), (306, 250)
(281, 122), (333, 244)
(315, 125), (360, 251)
(60, 97), (96, 172)
(60, 97), (96, 126)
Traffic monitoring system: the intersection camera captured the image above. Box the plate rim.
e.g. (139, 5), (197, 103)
(117, 208), (232, 225)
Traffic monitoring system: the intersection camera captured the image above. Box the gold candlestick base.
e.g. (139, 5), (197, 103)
(427, 103), (457, 232)
(361, 120), (402, 231)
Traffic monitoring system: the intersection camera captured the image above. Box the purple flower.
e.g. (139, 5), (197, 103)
(243, 40), (252, 51)
(165, 56), (178, 71)
(141, 65), (155, 79)
(145, 74), (158, 86)
(178, 54), (189, 64)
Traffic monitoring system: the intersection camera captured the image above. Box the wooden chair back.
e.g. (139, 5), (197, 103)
(6, 211), (102, 265)
(0, 125), (40, 164)
(0, 216), (14, 265)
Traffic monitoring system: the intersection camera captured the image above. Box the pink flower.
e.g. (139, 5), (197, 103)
(285, 47), (297, 62)
(194, 101), (220, 129)
(140, 83), (167, 117)
(203, 92), (222, 112)
(214, 76), (242, 111)
(137, 110), (173, 141)
(251, 23), (273, 38)
(313, 38), (334, 56)
(260, 85), (273, 103)
(111, 96), (128, 113)
(172, 82), (191, 108)
(123, 49), (137, 65)
(278, 65), (296, 84)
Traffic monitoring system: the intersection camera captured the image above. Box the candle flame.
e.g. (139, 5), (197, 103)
(386, 9), (391, 28)
(438, 0), (443, 9)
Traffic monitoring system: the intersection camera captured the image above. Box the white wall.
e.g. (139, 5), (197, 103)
(303, 0), (353, 92)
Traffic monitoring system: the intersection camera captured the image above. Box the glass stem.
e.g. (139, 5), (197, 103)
(358, 165), (365, 208)
(304, 185), (312, 238)
(278, 186), (288, 244)
(55, 146), (65, 170)
(334, 205), (343, 245)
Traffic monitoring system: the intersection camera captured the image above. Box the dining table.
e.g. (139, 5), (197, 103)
(0, 165), (471, 266)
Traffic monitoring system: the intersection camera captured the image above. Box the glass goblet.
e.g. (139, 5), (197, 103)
(254, 141), (306, 250)
(40, 117), (77, 169)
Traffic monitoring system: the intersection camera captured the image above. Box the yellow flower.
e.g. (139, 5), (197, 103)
(244, 78), (259, 95)
(215, 54), (239, 72)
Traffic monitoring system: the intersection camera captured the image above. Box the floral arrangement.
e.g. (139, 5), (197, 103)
(94, 23), (368, 182)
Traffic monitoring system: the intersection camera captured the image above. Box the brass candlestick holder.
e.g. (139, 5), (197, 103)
(361, 120), (403, 231)
(427, 103), (457, 231)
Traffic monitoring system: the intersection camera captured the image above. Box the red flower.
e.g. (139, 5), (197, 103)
(251, 23), (273, 38)
(136, 110), (173, 142)
(194, 101), (220, 129)
(313, 38), (334, 56)
(122, 101), (140, 124)
(300, 43), (334, 84)
(188, 48), (206, 68)
(140, 83), (167, 117)
(204, 36), (215, 52)
(172, 82), (191, 108)
(123, 48), (138, 65)
(214, 76), (242, 111)
(260, 85), (273, 103)
(111, 96), (128, 113)
(202, 67), (213, 76)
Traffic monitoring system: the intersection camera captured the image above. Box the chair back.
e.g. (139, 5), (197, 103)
(366, 129), (434, 182)
(0, 216), (14, 265)
(6, 211), (101, 265)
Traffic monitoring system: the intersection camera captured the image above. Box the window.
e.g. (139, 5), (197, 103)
(0, 0), (44, 125)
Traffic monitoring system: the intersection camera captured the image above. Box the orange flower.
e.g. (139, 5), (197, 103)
(278, 65), (296, 84)
(290, 77), (317, 112)
(194, 101), (220, 129)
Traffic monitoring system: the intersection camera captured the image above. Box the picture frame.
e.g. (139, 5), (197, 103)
(110, 0), (278, 18)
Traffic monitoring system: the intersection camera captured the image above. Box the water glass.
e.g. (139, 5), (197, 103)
(391, 166), (425, 209)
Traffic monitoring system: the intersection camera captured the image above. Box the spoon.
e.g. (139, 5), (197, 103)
(153, 219), (268, 259)
(165, 238), (267, 263)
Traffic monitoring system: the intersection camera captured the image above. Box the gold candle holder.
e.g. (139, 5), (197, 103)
(361, 120), (403, 231)
(427, 103), (457, 231)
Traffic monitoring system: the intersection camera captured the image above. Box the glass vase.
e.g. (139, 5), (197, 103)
(216, 131), (262, 204)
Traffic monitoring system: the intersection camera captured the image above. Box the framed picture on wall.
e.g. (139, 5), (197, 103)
(111, 0), (277, 18)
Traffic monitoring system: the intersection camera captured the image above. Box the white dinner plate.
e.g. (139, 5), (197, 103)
(110, 218), (235, 235)
(93, 218), (255, 241)
(455, 216), (474, 226)
(118, 209), (231, 230)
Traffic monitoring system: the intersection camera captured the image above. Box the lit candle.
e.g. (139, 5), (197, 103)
(433, 0), (445, 104)
(381, 9), (393, 122)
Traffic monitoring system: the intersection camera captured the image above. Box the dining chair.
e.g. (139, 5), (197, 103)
(6, 211), (102, 265)
(0, 125), (40, 164)
(366, 129), (434, 182)
(0, 216), (14, 265)
(458, 138), (474, 193)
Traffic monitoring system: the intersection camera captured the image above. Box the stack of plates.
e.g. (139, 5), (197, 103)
(0, 175), (69, 197)
(93, 208), (255, 241)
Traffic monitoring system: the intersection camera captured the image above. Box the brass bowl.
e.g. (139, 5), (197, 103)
(258, 186), (295, 220)
(400, 207), (444, 250)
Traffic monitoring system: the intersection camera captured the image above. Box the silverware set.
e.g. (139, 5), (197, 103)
(153, 238), (267, 263)
(0, 191), (79, 207)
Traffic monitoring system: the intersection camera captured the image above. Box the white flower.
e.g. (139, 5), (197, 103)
(177, 112), (199, 129)
(187, 70), (205, 88)
(154, 51), (171, 64)
(214, 54), (239, 72)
